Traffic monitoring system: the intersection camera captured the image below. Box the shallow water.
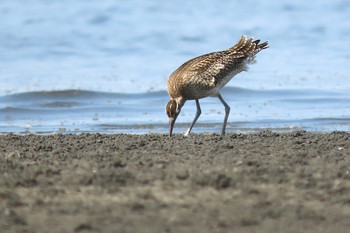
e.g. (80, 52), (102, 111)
(0, 0), (350, 134)
(1, 88), (349, 134)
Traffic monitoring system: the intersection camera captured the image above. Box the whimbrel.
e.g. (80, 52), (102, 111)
(166, 35), (268, 136)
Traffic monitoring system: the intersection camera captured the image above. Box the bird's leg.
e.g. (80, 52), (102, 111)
(218, 94), (230, 135)
(184, 99), (201, 136)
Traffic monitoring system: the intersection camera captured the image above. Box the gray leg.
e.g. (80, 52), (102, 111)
(218, 94), (230, 135)
(184, 99), (201, 136)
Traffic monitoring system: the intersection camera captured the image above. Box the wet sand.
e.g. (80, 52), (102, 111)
(1, 131), (350, 233)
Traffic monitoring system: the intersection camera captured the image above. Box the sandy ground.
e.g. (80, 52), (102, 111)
(1, 131), (350, 233)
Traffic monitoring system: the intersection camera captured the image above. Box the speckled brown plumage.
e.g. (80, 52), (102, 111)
(167, 36), (268, 101)
(166, 35), (268, 136)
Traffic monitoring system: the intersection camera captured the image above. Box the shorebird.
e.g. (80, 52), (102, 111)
(166, 35), (268, 136)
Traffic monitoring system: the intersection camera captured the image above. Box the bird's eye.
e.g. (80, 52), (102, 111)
(166, 100), (177, 117)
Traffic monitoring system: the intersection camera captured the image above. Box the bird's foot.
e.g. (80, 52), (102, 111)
(184, 129), (191, 136)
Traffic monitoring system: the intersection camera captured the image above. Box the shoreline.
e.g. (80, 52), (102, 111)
(1, 131), (350, 232)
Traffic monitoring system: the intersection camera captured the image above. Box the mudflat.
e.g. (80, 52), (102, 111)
(1, 131), (350, 233)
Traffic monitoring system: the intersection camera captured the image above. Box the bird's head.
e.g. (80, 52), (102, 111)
(165, 99), (182, 136)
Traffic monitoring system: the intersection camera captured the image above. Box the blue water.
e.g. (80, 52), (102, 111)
(1, 0), (350, 134)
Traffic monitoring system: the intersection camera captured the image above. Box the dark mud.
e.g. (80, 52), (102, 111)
(1, 131), (350, 233)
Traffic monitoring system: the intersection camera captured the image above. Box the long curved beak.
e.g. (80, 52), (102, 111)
(169, 117), (175, 137)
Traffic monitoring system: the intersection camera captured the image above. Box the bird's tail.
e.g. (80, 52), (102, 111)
(230, 35), (269, 55)
(253, 39), (269, 51)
